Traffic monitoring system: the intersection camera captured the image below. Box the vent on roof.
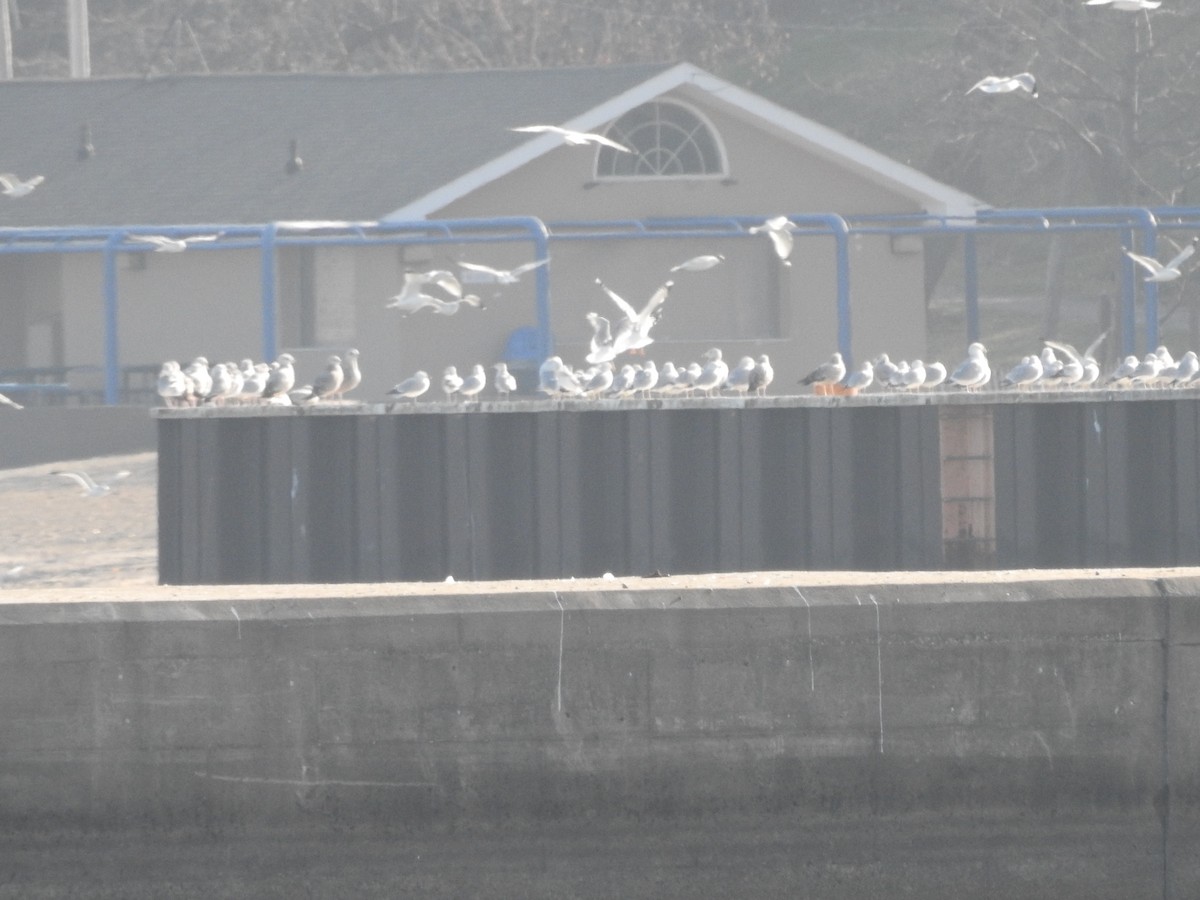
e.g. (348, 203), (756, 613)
(77, 123), (95, 160)
(286, 138), (303, 175)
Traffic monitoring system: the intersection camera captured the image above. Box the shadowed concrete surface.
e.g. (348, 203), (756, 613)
(0, 572), (1196, 897)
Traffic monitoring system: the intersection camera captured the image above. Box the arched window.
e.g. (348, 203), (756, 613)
(596, 101), (726, 179)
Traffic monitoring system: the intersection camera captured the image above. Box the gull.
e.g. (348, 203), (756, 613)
(949, 342), (991, 390)
(924, 361), (948, 389)
(1085, 0), (1161, 9)
(538, 356), (582, 397)
(127, 233), (222, 253)
(669, 254), (725, 273)
(240, 362), (270, 402)
(585, 312), (617, 364)
(0, 390), (23, 410)
(724, 356), (757, 395)
(458, 258), (549, 284)
(386, 269), (463, 311)
(896, 359), (927, 391)
(387, 370), (430, 403)
(657, 361), (682, 395)
(749, 354), (774, 397)
(0, 173), (44, 197)
(694, 348), (729, 397)
(594, 278), (674, 355)
(308, 355), (344, 402)
(261, 353), (296, 399)
(509, 124), (632, 153)
(799, 352), (846, 395)
(493, 362), (517, 398)
(425, 294), (484, 315)
(1169, 350), (1200, 386)
(873, 354), (900, 387)
(842, 360), (874, 394)
(1001, 355), (1043, 390)
(967, 73), (1038, 98)
(1124, 236), (1198, 283)
(1106, 354), (1140, 386)
(582, 361), (615, 398)
(632, 360), (659, 397)
(748, 215), (796, 266)
(610, 364), (638, 398)
(156, 360), (190, 407)
(183, 356), (212, 400)
(1043, 331), (1107, 389)
(203, 362), (237, 405)
(886, 360), (910, 389)
(335, 348), (361, 399)
(1039, 346), (1062, 381)
(441, 365), (463, 401)
(52, 469), (130, 497)
(459, 364), (487, 401)
(1130, 353), (1164, 387)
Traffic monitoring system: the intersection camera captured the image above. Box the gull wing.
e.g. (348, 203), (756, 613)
(1124, 249), (1164, 276)
(1164, 239), (1197, 271)
(511, 257), (550, 276)
(595, 279), (638, 321)
(458, 261), (505, 278)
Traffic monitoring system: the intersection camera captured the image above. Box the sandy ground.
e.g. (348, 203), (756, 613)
(0, 450), (158, 590)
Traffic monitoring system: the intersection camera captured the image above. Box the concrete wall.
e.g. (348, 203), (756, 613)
(0, 405), (155, 469)
(0, 574), (1196, 898)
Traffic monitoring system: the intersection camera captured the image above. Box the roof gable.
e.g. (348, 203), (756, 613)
(0, 62), (982, 228)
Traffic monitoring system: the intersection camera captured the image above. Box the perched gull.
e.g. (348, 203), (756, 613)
(0, 173), (44, 197)
(1169, 350), (1200, 386)
(841, 360), (875, 394)
(1124, 236), (1199, 283)
(1001, 355), (1043, 390)
(873, 354), (900, 387)
(896, 359), (927, 391)
(610, 364), (638, 398)
(538, 356), (582, 397)
(1085, 0), (1161, 9)
(582, 361), (615, 398)
(949, 342), (991, 390)
(594, 278), (674, 356)
(0, 390), (23, 410)
(458, 258), (549, 284)
(748, 216), (796, 266)
(156, 361), (190, 407)
(724, 356), (756, 396)
(441, 365), (463, 401)
(509, 124), (631, 153)
(493, 362), (517, 398)
(799, 352), (846, 395)
(694, 348), (729, 397)
(335, 348), (361, 399)
(308, 355), (344, 402)
(459, 364), (487, 401)
(183, 356), (212, 400)
(52, 469), (130, 497)
(387, 370), (430, 402)
(261, 353), (296, 399)
(127, 233), (221, 253)
(669, 254), (725, 273)
(203, 362), (237, 405)
(240, 361), (270, 402)
(749, 354), (774, 397)
(1106, 354), (1140, 386)
(967, 73), (1038, 98)
(632, 360), (659, 397)
(924, 361), (948, 389)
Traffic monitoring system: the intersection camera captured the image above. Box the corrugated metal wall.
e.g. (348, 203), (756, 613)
(157, 394), (1200, 585)
(157, 401), (944, 584)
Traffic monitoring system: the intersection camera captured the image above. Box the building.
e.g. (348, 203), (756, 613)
(0, 62), (984, 400)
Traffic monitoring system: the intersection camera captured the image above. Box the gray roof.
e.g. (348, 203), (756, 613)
(0, 64), (676, 227)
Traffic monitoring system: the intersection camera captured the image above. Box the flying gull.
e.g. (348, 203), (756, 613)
(748, 216), (796, 266)
(669, 254), (725, 273)
(127, 233), (222, 253)
(0, 390), (23, 410)
(1085, 0), (1161, 9)
(386, 269), (464, 312)
(458, 258), (549, 284)
(593, 278), (674, 355)
(52, 469), (130, 497)
(967, 73), (1038, 98)
(0, 173), (44, 197)
(1123, 236), (1198, 283)
(509, 124), (632, 153)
